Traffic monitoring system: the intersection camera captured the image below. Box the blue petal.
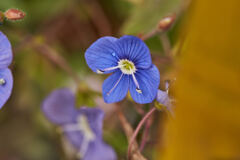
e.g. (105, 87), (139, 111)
(0, 32), (13, 68)
(0, 69), (13, 109)
(85, 37), (121, 74)
(116, 35), (152, 69)
(102, 71), (129, 103)
(129, 65), (160, 104)
(64, 107), (104, 148)
(156, 89), (169, 106)
(42, 88), (77, 125)
(84, 139), (117, 160)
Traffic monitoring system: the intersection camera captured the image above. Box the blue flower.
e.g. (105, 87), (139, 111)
(42, 88), (116, 160)
(0, 31), (13, 109)
(85, 35), (160, 104)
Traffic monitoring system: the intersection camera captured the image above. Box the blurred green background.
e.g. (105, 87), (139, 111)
(0, 0), (185, 159)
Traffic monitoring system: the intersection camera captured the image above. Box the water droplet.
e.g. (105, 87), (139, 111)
(112, 52), (116, 57)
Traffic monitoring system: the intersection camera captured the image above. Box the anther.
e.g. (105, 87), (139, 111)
(132, 74), (142, 94)
(136, 88), (142, 94)
(97, 69), (104, 74)
(0, 78), (6, 85)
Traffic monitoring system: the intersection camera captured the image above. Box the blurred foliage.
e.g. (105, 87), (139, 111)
(122, 0), (183, 35)
(158, 0), (240, 160)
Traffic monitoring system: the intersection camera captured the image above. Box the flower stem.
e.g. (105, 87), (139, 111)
(140, 29), (160, 41)
(127, 107), (156, 160)
(117, 107), (147, 160)
(140, 115), (153, 151)
(159, 33), (172, 55)
(33, 42), (81, 84)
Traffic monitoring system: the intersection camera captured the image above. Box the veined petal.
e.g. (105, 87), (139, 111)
(78, 107), (104, 138)
(0, 32), (13, 68)
(84, 139), (117, 160)
(116, 35), (152, 69)
(85, 37), (121, 74)
(102, 71), (129, 103)
(64, 107), (104, 148)
(42, 88), (77, 125)
(129, 65), (160, 104)
(0, 69), (13, 109)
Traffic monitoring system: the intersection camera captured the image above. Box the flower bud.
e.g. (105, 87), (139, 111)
(158, 14), (176, 31)
(4, 9), (25, 21)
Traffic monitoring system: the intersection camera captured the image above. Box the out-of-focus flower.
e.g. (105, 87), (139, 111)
(0, 31), (13, 109)
(4, 9), (25, 21)
(85, 35), (160, 104)
(156, 81), (174, 116)
(42, 88), (116, 160)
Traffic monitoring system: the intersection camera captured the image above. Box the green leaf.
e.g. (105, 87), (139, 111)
(122, 0), (182, 35)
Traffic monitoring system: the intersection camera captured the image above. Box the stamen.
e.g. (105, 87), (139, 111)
(96, 65), (125, 74)
(132, 74), (142, 94)
(107, 73), (124, 96)
(0, 78), (5, 85)
(64, 115), (95, 158)
(78, 138), (90, 158)
(102, 65), (125, 72)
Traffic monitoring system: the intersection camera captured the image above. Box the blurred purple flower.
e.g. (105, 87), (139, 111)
(0, 31), (13, 109)
(42, 88), (116, 160)
(156, 81), (174, 116)
(85, 35), (160, 104)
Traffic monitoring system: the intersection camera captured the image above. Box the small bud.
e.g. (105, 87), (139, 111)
(158, 14), (176, 31)
(4, 9), (25, 21)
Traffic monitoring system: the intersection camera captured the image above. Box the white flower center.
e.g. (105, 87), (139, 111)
(0, 78), (6, 85)
(63, 115), (95, 158)
(118, 59), (136, 75)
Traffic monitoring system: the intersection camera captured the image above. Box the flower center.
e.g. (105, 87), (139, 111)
(96, 58), (142, 94)
(0, 78), (6, 85)
(118, 59), (136, 75)
(62, 115), (95, 158)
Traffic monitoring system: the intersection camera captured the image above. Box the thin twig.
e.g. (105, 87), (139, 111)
(33, 42), (80, 84)
(140, 115), (153, 151)
(159, 33), (172, 55)
(117, 107), (147, 160)
(127, 107), (156, 160)
(140, 29), (160, 41)
(133, 103), (145, 115)
(84, 0), (112, 36)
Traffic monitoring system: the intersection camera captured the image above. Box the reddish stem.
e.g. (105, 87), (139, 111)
(140, 115), (153, 151)
(127, 107), (156, 160)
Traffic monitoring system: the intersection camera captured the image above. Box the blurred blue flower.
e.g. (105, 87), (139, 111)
(42, 88), (116, 160)
(85, 35), (160, 104)
(0, 31), (13, 109)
